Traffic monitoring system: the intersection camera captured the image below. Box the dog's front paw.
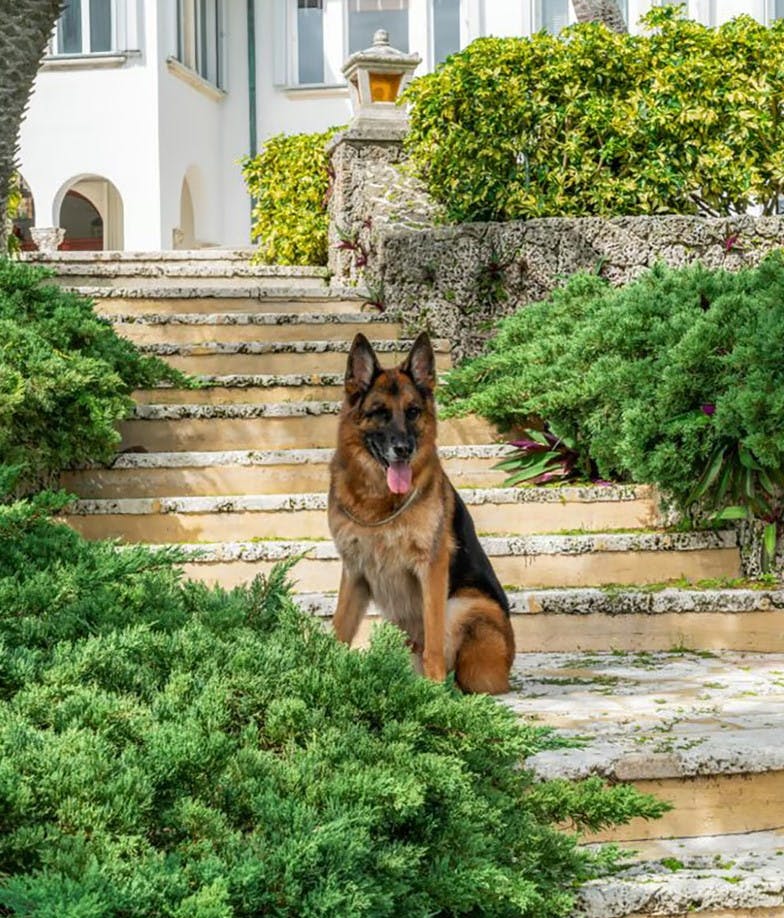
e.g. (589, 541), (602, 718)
(422, 654), (447, 683)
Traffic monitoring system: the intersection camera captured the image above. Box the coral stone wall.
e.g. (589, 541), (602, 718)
(379, 215), (784, 360)
(327, 128), (443, 287)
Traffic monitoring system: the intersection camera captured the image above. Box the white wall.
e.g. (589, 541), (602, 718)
(255, 0), (353, 143)
(18, 0), (162, 250)
(17, 0), (780, 252)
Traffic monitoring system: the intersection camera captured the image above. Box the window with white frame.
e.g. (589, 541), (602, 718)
(772, 0), (784, 19)
(177, 0), (224, 87)
(53, 0), (114, 54)
(433, 0), (460, 64)
(534, 0), (570, 33)
(297, 0), (326, 84)
(348, 0), (410, 54)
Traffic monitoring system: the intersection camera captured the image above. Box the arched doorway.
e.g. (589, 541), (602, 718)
(11, 175), (36, 251)
(175, 165), (207, 249)
(177, 177), (196, 250)
(55, 175), (124, 250)
(60, 190), (103, 250)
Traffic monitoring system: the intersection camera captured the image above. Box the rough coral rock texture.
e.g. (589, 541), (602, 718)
(379, 215), (784, 361)
(0, 0), (63, 245)
(327, 127), (443, 286)
(571, 0), (628, 33)
(502, 650), (784, 782)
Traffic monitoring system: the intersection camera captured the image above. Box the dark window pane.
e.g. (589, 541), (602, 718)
(777, 0), (784, 18)
(433, 0), (460, 63)
(90, 0), (112, 51)
(298, 1), (325, 84)
(199, 0), (208, 78)
(58, 0), (82, 53)
(349, 0), (408, 54)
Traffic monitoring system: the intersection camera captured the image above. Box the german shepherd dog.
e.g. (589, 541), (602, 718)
(328, 332), (515, 694)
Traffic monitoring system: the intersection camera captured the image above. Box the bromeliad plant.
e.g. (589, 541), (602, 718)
(495, 426), (598, 486)
(689, 434), (784, 572)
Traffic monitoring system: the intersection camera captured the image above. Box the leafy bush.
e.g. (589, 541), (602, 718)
(5, 173), (22, 256)
(0, 496), (666, 916)
(0, 259), (187, 492)
(242, 127), (342, 267)
(440, 255), (784, 561)
(404, 7), (784, 222)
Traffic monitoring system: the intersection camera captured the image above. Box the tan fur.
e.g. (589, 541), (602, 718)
(329, 347), (515, 695)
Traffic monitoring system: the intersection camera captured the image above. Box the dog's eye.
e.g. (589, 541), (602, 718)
(405, 406), (422, 421)
(367, 407), (391, 423)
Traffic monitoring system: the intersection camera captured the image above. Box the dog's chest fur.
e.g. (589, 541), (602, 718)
(331, 508), (445, 643)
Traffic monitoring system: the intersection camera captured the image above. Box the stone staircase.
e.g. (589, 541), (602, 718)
(50, 251), (784, 918)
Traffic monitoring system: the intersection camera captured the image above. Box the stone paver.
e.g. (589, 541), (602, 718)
(502, 651), (784, 781)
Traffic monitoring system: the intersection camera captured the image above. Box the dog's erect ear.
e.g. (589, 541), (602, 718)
(346, 333), (380, 402)
(402, 332), (436, 392)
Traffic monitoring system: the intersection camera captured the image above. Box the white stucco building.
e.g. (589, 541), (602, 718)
(15, 0), (783, 252)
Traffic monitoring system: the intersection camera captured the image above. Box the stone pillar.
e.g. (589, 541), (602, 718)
(328, 30), (421, 286)
(327, 124), (408, 285)
(30, 226), (65, 253)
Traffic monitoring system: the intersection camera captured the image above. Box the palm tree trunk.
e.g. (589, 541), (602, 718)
(572, 0), (628, 33)
(0, 0), (64, 249)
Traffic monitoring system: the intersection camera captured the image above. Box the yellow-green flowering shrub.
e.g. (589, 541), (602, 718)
(404, 6), (784, 222)
(242, 127), (342, 266)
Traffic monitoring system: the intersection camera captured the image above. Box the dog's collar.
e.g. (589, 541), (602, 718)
(339, 487), (421, 528)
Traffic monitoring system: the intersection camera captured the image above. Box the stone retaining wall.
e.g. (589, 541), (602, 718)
(378, 214), (784, 360)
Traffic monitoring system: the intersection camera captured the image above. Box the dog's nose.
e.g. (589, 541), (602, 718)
(393, 442), (412, 460)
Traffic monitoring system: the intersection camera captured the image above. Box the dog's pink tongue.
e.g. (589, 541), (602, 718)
(387, 461), (413, 494)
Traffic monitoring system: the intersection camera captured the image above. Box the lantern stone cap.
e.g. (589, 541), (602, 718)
(342, 29), (421, 79)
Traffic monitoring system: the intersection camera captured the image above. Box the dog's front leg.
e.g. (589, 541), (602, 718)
(419, 548), (449, 683)
(332, 567), (371, 645)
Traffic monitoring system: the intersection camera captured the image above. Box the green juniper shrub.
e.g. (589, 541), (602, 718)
(0, 258), (188, 492)
(404, 7), (784, 222)
(0, 496), (667, 917)
(440, 255), (784, 558)
(242, 126), (342, 267)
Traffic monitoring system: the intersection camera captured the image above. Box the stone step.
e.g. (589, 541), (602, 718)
(63, 485), (660, 542)
(137, 338), (452, 375)
(131, 370), (459, 405)
(503, 650), (784, 845)
(109, 312), (401, 345)
(48, 260), (329, 288)
(294, 586), (784, 654)
(118, 403), (489, 452)
(575, 830), (784, 917)
(133, 379), (346, 404)
(67, 284), (367, 303)
(24, 247), (263, 264)
(163, 531), (740, 592)
(61, 445), (514, 497)
(95, 296), (366, 316)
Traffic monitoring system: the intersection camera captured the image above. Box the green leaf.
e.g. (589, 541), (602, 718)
(711, 505), (750, 521)
(688, 445), (726, 504)
(762, 522), (778, 572)
(503, 453), (561, 486)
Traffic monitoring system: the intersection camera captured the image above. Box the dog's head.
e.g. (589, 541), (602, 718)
(341, 332), (437, 495)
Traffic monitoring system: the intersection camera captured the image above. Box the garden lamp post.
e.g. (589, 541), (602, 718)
(342, 29), (421, 135)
